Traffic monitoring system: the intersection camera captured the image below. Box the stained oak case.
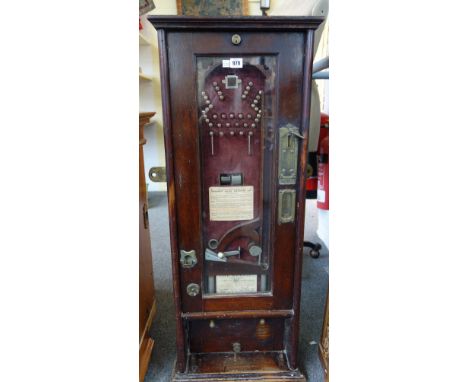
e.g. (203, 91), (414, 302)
(149, 16), (324, 381)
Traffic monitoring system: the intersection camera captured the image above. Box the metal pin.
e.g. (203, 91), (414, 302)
(239, 131), (244, 136)
(251, 104), (255, 108)
(215, 86), (220, 91)
(254, 99), (258, 104)
(212, 114), (217, 119)
(209, 104), (213, 109)
(246, 86), (251, 90)
(255, 107), (259, 111)
(217, 91), (222, 95)
(230, 131), (235, 136)
(249, 82), (253, 86)
(248, 132), (253, 155)
(209, 131), (214, 155)
(219, 131), (224, 137)
(242, 94), (246, 99)
(219, 95), (224, 100)
(213, 82), (218, 86)
(258, 90), (263, 94)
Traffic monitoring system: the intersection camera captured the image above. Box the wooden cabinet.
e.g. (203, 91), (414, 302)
(149, 16), (324, 381)
(139, 112), (156, 382)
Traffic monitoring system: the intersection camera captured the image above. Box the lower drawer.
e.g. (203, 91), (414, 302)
(188, 317), (284, 353)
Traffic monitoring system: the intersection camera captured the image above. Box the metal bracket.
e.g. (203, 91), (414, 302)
(205, 247), (240, 262)
(278, 124), (303, 185)
(278, 189), (296, 224)
(180, 249), (197, 268)
(149, 166), (166, 182)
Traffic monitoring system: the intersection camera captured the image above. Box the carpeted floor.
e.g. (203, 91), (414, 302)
(145, 192), (328, 382)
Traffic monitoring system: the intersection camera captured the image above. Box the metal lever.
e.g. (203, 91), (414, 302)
(248, 132), (253, 155)
(288, 128), (304, 140)
(205, 247), (240, 262)
(209, 131), (214, 155)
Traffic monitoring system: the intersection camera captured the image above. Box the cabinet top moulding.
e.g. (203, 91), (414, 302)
(148, 15), (324, 30)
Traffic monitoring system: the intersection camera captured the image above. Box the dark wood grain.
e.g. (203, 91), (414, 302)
(287, 29), (316, 369)
(157, 29), (188, 372)
(182, 309), (293, 320)
(151, 16), (324, 379)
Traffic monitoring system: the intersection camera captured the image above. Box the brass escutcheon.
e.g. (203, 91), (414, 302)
(231, 34), (241, 45)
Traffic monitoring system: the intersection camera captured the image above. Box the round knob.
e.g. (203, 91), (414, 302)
(186, 283), (200, 297)
(248, 243), (262, 257)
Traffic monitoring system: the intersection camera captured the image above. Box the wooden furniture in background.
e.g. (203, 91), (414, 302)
(139, 112), (156, 382)
(319, 290), (329, 381)
(150, 16), (324, 381)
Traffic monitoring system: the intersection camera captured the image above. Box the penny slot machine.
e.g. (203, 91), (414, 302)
(150, 16), (324, 381)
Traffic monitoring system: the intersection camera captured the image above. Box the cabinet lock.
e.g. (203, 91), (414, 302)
(180, 250), (197, 268)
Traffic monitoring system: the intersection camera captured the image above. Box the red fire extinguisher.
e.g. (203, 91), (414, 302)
(317, 133), (329, 210)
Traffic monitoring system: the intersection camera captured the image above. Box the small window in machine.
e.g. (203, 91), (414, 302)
(224, 75), (240, 89)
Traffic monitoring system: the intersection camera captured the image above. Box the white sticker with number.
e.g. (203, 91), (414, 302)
(229, 58), (243, 68)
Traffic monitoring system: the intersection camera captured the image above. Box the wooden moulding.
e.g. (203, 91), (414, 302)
(182, 309), (294, 320)
(148, 16), (324, 31)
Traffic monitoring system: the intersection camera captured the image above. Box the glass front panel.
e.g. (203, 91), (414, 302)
(197, 55), (277, 296)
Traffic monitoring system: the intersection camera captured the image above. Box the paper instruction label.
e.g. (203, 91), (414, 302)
(216, 275), (257, 294)
(209, 186), (254, 221)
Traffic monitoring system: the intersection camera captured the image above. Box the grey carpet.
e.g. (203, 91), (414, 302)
(145, 193), (328, 382)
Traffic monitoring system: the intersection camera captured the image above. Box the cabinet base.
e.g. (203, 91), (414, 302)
(172, 352), (306, 382)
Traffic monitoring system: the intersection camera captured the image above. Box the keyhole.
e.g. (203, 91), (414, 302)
(232, 34), (241, 45)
